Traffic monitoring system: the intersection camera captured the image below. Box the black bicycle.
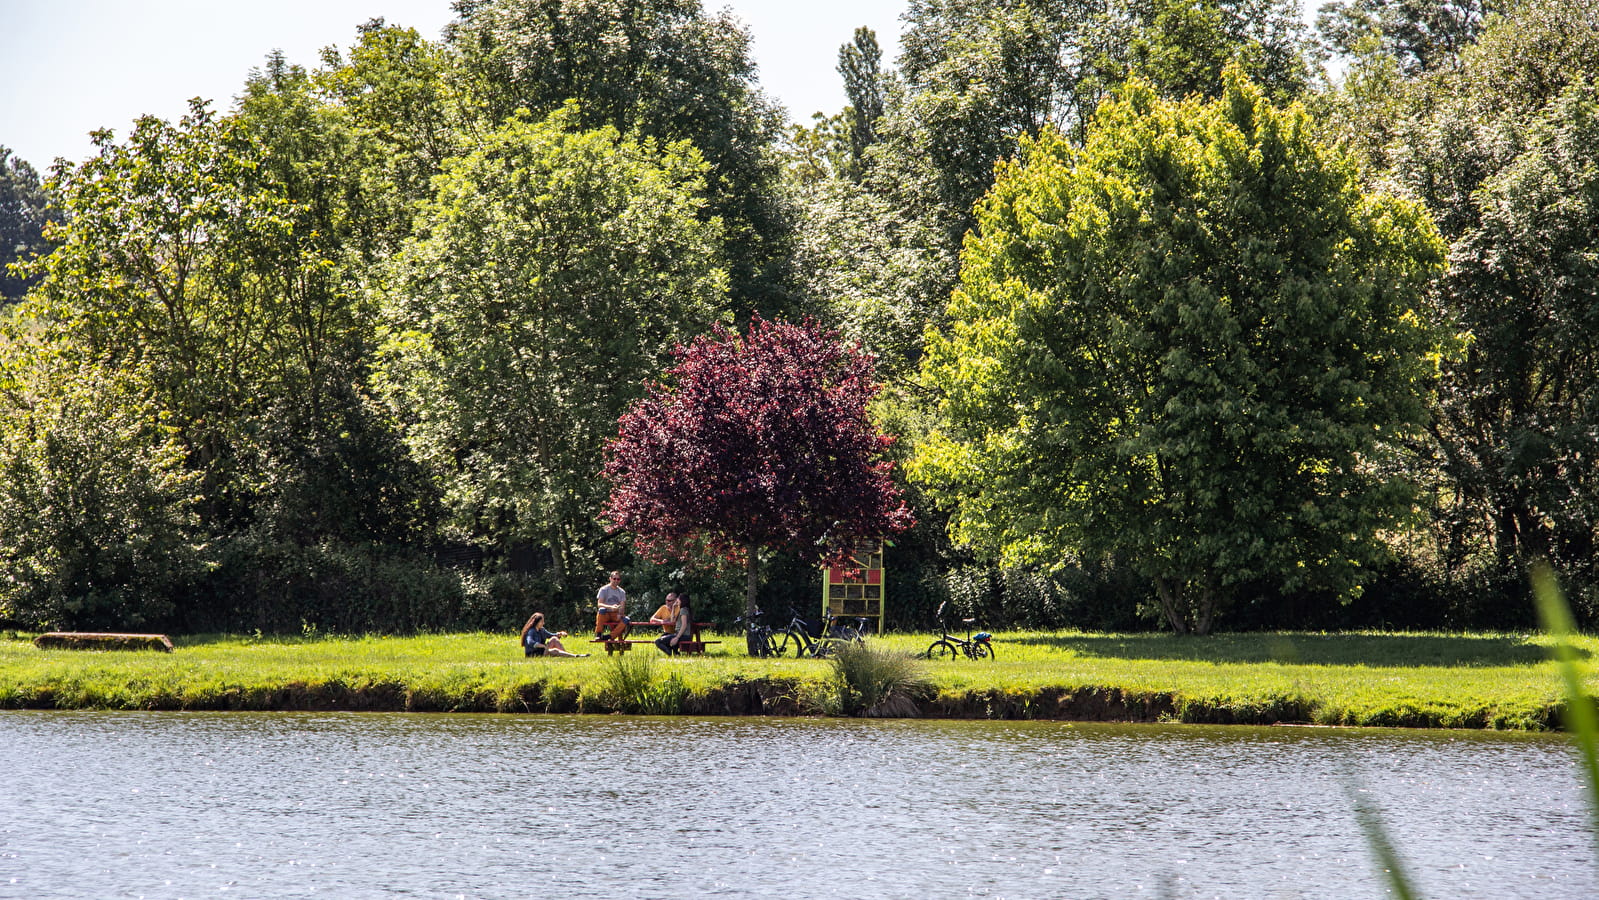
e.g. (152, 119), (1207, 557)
(735, 608), (781, 658)
(925, 602), (995, 661)
(776, 608), (868, 658)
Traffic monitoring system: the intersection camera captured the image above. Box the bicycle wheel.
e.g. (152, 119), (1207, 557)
(968, 641), (994, 661)
(833, 626), (865, 644)
(761, 631), (782, 658)
(925, 640), (958, 661)
(777, 631), (804, 658)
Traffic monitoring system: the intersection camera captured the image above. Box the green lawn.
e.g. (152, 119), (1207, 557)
(0, 628), (1589, 729)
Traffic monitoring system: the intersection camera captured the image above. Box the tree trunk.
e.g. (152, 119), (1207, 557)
(1194, 583), (1216, 636)
(1153, 576), (1189, 634)
(547, 522), (567, 587)
(745, 543), (761, 618)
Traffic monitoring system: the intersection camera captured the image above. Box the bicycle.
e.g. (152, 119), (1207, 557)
(925, 602), (996, 661)
(775, 608), (868, 658)
(735, 607), (781, 658)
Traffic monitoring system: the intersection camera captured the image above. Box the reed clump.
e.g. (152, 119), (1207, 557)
(827, 641), (932, 717)
(598, 652), (689, 715)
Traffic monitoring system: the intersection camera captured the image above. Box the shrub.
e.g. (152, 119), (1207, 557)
(828, 640), (931, 717)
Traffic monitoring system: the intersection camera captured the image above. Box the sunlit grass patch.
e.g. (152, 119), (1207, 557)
(0, 627), (1589, 728)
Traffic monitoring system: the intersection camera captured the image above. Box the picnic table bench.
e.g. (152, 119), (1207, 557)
(590, 622), (720, 655)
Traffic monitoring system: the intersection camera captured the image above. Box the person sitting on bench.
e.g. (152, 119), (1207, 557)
(656, 593), (693, 655)
(594, 570), (630, 640)
(650, 592), (680, 627)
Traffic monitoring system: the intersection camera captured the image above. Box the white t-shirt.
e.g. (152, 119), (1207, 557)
(597, 584), (626, 612)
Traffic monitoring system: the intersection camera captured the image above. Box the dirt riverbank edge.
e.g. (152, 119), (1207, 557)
(0, 677), (1564, 730)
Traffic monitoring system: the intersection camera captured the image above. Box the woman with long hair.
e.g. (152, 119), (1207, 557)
(655, 593), (692, 655)
(520, 612), (587, 658)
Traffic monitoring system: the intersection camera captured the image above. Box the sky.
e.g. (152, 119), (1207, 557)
(0, 0), (910, 170)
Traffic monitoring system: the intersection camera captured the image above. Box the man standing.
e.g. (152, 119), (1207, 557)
(595, 570), (630, 640)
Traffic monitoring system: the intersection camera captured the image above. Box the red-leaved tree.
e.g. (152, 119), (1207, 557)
(602, 316), (913, 615)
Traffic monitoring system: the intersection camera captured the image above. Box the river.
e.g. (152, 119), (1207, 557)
(1, 712), (1592, 899)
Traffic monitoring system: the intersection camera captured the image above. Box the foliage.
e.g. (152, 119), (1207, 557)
(914, 69), (1445, 634)
(21, 102), (287, 529)
(0, 146), (56, 305)
(806, 0), (1314, 386)
(317, 19), (473, 242)
(1383, 1), (1599, 600)
(447, 0), (793, 318)
(232, 54), (443, 549)
(21, 95), (421, 546)
(884, 0), (1312, 235)
(375, 105), (727, 583)
(780, 111), (852, 185)
(0, 327), (203, 630)
(837, 27), (887, 180)
(1316, 0), (1499, 75)
(1114, 0), (1312, 103)
(602, 316), (912, 613)
(788, 180), (955, 380)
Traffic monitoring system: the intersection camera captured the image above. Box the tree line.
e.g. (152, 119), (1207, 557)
(1, 0), (1595, 636)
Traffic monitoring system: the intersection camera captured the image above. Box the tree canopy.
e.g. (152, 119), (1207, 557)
(602, 316), (912, 613)
(912, 70), (1445, 633)
(4, 0), (1596, 634)
(448, 0), (792, 318)
(0, 147), (56, 305)
(375, 104), (727, 585)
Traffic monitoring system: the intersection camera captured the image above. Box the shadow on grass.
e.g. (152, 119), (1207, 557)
(1007, 632), (1574, 667)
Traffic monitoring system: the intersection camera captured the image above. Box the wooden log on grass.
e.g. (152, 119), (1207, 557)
(33, 632), (174, 652)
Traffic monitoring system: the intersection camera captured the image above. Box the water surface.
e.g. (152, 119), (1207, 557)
(1, 712), (1591, 899)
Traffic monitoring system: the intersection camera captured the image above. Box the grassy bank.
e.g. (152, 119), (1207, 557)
(0, 629), (1589, 729)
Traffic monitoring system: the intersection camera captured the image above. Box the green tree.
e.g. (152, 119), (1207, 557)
(448, 0), (791, 318)
(781, 111), (852, 185)
(789, 179), (952, 380)
(0, 323), (203, 630)
(232, 55), (441, 548)
(0, 146), (56, 305)
(374, 105), (726, 584)
(912, 70), (1445, 633)
(21, 102), (294, 529)
(838, 26), (886, 179)
(1317, 0), (1499, 75)
(882, 0), (1312, 241)
(19, 86), (440, 630)
(318, 19), (475, 246)
(800, 0), (1314, 383)
(1380, 0), (1599, 595)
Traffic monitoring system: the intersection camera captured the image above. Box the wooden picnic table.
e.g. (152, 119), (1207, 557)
(590, 622), (719, 654)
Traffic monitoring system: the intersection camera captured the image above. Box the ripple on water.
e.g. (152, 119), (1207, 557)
(0, 712), (1591, 899)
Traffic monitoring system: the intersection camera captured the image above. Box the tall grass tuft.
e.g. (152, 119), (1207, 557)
(1532, 562), (1599, 855)
(599, 652), (687, 715)
(1349, 562), (1599, 897)
(828, 641), (932, 717)
(1345, 778), (1419, 900)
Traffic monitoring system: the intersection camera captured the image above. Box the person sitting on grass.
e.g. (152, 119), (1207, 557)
(655, 593), (692, 656)
(521, 612), (588, 658)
